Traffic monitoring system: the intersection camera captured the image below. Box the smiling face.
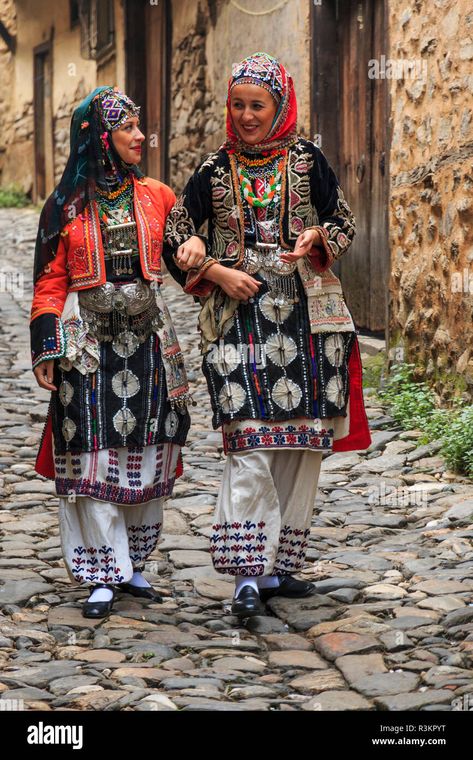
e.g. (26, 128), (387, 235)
(111, 117), (145, 164)
(229, 83), (278, 145)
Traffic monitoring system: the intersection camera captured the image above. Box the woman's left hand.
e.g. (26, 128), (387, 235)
(175, 236), (206, 271)
(279, 228), (323, 263)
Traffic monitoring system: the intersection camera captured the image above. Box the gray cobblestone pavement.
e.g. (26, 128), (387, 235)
(0, 208), (472, 712)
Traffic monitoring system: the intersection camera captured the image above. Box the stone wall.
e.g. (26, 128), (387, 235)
(3, 0), (311, 197)
(169, 2), (211, 193)
(0, 1), (102, 198)
(53, 79), (90, 185)
(388, 0), (473, 400)
(0, 0), (29, 192)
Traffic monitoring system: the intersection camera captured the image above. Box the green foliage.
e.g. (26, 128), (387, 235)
(375, 362), (473, 478)
(0, 184), (30, 208)
(377, 362), (436, 429)
(420, 407), (450, 444)
(440, 406), (473, 478)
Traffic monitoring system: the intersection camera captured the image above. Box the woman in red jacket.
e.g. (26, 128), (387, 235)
(31, 87), (203, 618)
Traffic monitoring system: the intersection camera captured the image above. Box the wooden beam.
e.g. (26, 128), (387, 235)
(0, 19), (16, 54)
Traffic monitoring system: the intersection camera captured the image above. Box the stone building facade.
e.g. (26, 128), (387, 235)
(387, 0), (473, 400)
(0, 0), (124, 194)
(168, 0), (311, 192)
(0, 0), (472, 401)
(0, 0), (311, 196)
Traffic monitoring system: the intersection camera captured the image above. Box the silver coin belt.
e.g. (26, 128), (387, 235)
(78, 279), (164, 343)
(241, 242), (299, 304)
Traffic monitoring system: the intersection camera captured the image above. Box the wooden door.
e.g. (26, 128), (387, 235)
(312, 0), (389, 334)
(33, 42), (54, 202)
(125, 0), (170, 182)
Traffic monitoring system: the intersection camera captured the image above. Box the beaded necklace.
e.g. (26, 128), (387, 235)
(96, 176), (137, 274)
(237, 154), (285, 208)
(96, 174), (134, 225)
(235, 148), (285, 167)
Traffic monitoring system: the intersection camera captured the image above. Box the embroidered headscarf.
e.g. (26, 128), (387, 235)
(33, 86), (143, 285)
(222, 51), (298, 155)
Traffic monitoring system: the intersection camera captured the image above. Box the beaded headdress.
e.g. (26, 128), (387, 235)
(223, 51), (298, 155)
(230, 52), (283, 103)
(98, 88), (141, 131)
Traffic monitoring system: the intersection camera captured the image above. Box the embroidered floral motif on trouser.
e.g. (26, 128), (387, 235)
(58, 496), (164, 585)
(210, 449), (323, 576)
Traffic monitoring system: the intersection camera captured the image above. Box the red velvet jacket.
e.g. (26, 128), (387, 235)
(30, 176), (180, 480)
(30, 176), (175, 368)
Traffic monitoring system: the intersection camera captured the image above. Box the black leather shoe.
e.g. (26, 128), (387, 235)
(259, 575), (316, 603)
(231, 585), (265, 618)
(82, 583), (116, 619)
(118, 582), (163, 603)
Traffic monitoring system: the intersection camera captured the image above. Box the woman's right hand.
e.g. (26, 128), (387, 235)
(206, 265), (261, 301)
(33, 359), (57, 391)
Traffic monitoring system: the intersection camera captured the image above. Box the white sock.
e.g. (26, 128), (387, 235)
(257, 575), (281, 589)
(128, 571), (151, 588)
(235, 576), (259, 597)
(87, 586), (114, 603)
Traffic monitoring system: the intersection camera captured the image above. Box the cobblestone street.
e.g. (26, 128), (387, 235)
(0, 207), (473, 712)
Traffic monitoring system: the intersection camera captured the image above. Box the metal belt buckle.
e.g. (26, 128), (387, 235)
(269, 246), (297, 275)
(78, 279), (155, 316)
(254, 242), (296, 276)
(78, 282), (115, 313)
(243, 242), (298, 277)
(117, 280), (155, 315)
